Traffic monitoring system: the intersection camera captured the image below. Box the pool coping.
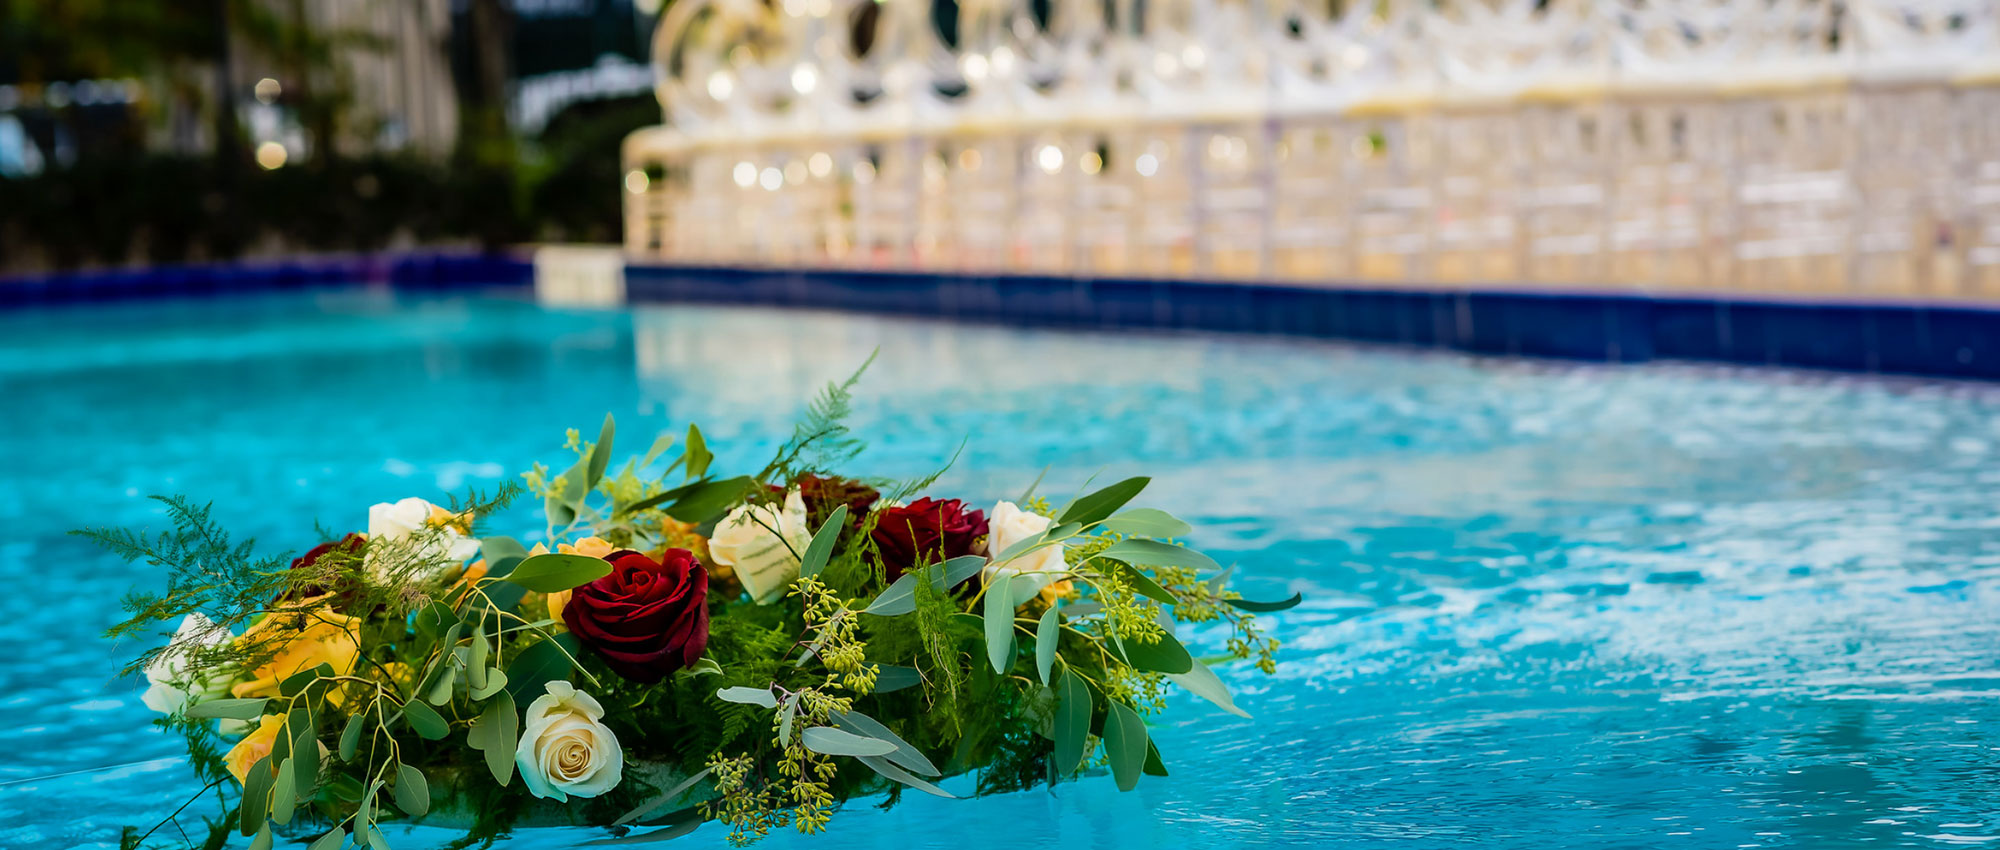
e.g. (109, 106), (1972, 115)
(8, 254), (2000, 381)
(623, 263), (2000, 381)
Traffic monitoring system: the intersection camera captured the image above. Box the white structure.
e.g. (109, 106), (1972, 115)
(623, 0), (2000, 299)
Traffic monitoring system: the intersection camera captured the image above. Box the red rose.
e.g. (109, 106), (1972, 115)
(799, 474), (880, 532)
(870, 498), (988, 584)
(562, 548), (710, 683)
(281, 533), (367, 608)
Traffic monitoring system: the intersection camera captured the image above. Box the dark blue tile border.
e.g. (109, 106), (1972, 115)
(625, 263), (2000, 382)
(0, 252), (532, 308)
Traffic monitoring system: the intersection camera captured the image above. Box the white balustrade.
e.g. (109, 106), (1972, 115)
(622, 0), (2000, 299)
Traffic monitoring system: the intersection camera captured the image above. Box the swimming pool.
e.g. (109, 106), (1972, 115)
(4, 289), (1998, 848)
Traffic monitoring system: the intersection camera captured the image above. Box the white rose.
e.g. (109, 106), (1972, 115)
(143, 613), (231, 716)
(364, 497), (481, 584)
(515, 681), (624, 801)
(986, 500), (1068, 595)
(708, 490), (811, 604)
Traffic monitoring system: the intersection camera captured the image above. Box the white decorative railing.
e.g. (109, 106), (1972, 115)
(621, 0), (2000, 299)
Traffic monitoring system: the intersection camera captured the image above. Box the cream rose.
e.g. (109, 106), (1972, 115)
(515, 681), (624, 801)
(142, 613), (231, 716)
(364, 497), (481, 584)
(986, 500), (1068, 594)
(708, 490), (811, 604)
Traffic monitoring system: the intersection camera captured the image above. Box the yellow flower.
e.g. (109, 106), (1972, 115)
(558, 536), (615, 558)
(223, 715), (284, 784)
(229, 601), (363, 700)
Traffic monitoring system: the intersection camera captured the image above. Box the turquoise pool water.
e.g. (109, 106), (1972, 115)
(4, 290), (2000, 848)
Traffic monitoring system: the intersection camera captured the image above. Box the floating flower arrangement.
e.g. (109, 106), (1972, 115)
(92, 364), (1299, 848)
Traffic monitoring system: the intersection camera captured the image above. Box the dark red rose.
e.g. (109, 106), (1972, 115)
(281, 533), (367, 607)
(799, 474), (880, 532)
(563, 549), (710, 683)
(870, 498), (988, 584)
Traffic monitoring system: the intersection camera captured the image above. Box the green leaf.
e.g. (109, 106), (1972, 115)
(393, 762), (430, 816)
(587, 413), (616, 487)
(1107, 561), (1176, 605)
(1143, 739), (1169, 777)
(1165, 659), (1250, 718)
(1100, 507), (1192, 539)
(1053, 668), (1091, 777)
(279, 663), (333, 698)
(307, 827), (347, 850)
(613, 766), (716, 827)
(941, 555), (985, 587)
(677, 657), (724, 678)
(683, 424), (712, 481)
(404, 700), (449, 740)
(424, 660), (457, 706)
(270, 759), (297, 825)
(248, 822), (273, 850)
(1097, 538), (1221, 572)
(873, 665), (922, 693)
(715, 686), (777, 708)
(983, 574), (1018, 674)
(798, 505), (847, 579)
(779, 694), (798, 748)
(639, 431), (676, 469)
(1103, 701), (1149, 792)
(1058, 476), (1149, 527)
(339, 714), (364, 762)
(467, 622), (490, 692)
(240, 756), (274, 835)
(666, 475), (756, 527)
(186, 698), (267, 720)
(800, 726), (897, 757)
(1035, 608), (1060, 685)
(856, 755), (956, 798)
(505, 633), (579, 704)
(503, 553), (613, 593)
(480, 536), (531, 578)
(286, 705), (318, 791)
(547, 456), (587, 526)
(467, 690), (520, 786)
(471, 667), (509, 700)
(414, 601), (456, 649)
(1226, 593), (1303, 613)
(1112, 630), (1194, 674)
(582, 814), (703, 845)
(361, 823), (390, 850)
(830, 710), (940, 777)
(1019, 465), (1050, 503)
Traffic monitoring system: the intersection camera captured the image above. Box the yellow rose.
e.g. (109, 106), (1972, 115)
(541, 538), (614, 619)
(229, 603), (363, 700)
(223, 715), (285, 784)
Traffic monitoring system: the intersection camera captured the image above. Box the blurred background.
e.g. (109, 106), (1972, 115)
(0, 0), (663, 271)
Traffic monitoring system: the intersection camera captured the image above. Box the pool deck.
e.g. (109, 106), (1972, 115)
(8, 252), (2000, 381)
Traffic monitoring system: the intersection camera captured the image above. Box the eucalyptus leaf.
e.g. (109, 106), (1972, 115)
(829, 709), (940, 777)
(1058, 476), (1149, 527)
(683, 424), (712, 481)
(404, 700), (450, 740)
(663, 475), (757, 526)
(801, 726), (898, 757)
(307, 828), (346, 850)
(1100, 507), (1192, 539)
(471, 667), (509, 701)
(394, 763), (431, 816)
(1035, 608), (1060, 685)
(863, 571), (924, 616)
(873, 665), (922, 693)
(186, 698), (267, 720)
(1097, 539), (1221, 572)
(639, 431), (676, 469)
(983, 574), (1018, 674)
(506, 633), (580, 704)
(779, 695), (799, 748)
(286, 705), (317, 791)
(425, 663), (457, 706)
(613, 765), (715, 827)
(856, 755), (956, 798)
(547, 456), (586, 526)
(1165, 658), (1251, 718)
(1053, 668), (1091, 777)
(279, 663), (333, 698)
(479, 536), (531, 578)
(1103, 701), (1149, 792)
(1105, 561), (1176, 605)
(798, 505), (848, 579)
(715, 686), (778, 709)
(587, 413), (616, 487)
(467, 690), (519, 786)
(467, 622), (490, 691)
(1143, 739), (1169, 777)
(940, 555), (985, 588)
(240, 756), (274, 836)
(582, 814), (703, 845)
(503, 553), (614, 593)
(1225, 593), (1304, 613)
(1112, 630), (1195, 675)
(271, 759), (297, 825)
(339, 714), (364, 762)
(248, 822), (273, 850)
